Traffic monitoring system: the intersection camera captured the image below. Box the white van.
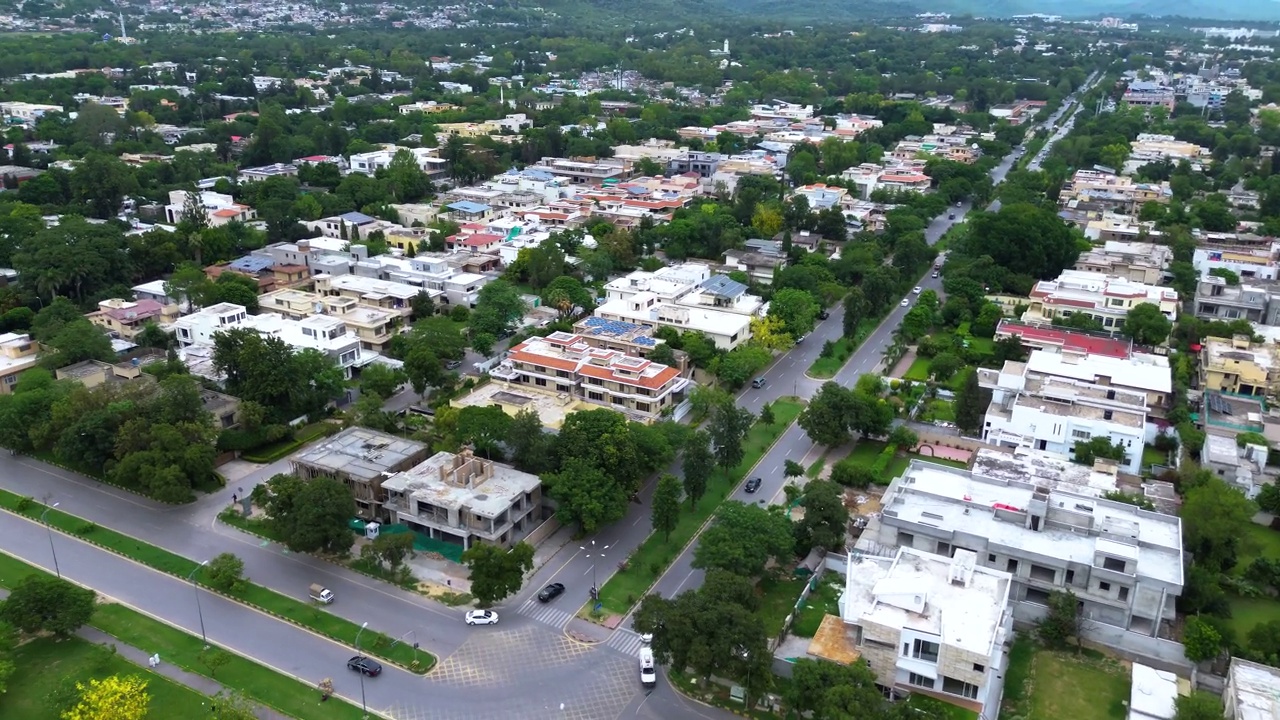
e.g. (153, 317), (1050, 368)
(639, 646), (657, 688)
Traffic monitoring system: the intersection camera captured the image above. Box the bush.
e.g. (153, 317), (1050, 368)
(829, 457), (874, 489)
(869, 446), (896, 480)
(15, 495), (33, 512)
(449, 305), (470, 322)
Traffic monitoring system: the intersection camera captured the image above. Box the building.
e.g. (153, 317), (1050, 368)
(1060, 170), (1172, 214)
(1199, 335), (1279, 397)
(995, 321), (1135, 360)
(1193, 276), (1280, 325)
(1074, 242), (1171, 285)
(163, 190), (256, 227)
(722, 246), (786, 286)
(488, 331), (690, 423)
(347, 146), (449, 183)
(533, 157), (627, 186)
(1125, 133), (1210, 174)
(1126, 663), (1179, 720)
(0, 332), (40, 393)
(1193, 242), (1280, 283)
(571, 316), (680, 367)
(238, 163), (298, 182)
(258, 289), (404, 353)
(1022, 270), (1179, 331)
(86, 298), (179, 341)
(313, 274), (420, 319)
(1203, 433), (1268, 499)
(836, 548), (1012, 717)
(604, 265), (766, 317)
(1122, 81), (1176, 111)
(872, 459), (1184, 639)
(1224, 657), (1280, 720)
(290, 427), (431, 520)
(381, 448), (543, 549)
(593, 295), (752, 351)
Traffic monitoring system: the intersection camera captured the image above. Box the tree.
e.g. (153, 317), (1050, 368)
(462, 541), (534, 607)
(557, 409), (646, 489)
(794, 480), (849, 553)
(260, 474), (354, 556)
(403, 345), (443, 395)
(842, 288), (867, 338)
(0, 575), (95, 636)
(410, 291), (435, 320)
(70, 152), (138, 219)
(545, 459), (629, 533)
(1182, 616), (1224, 663)
(965, 203), (1081, 280)
(682, 431), (715, 508)
(758, 402), (775, 427)
(1037, 589), (1083, 650)
(887, 425), (918, 452)
(799, 383), (853, 447)
(506, 408), (554, 474)
(652, 473), (682, 541)
(197, 648), (231, 678)
(708, 399), (755, 472)
(42, 319), (115, 369)
(62, 675), (150, 720)
(1073, 436), (1127, 466)
(1175, 692), (1229, 720)
(1181, 476), (1257, 574)
(692, 501), (794, 578)
(1122, 303), (1173, 346)
(471, 279), (527, 338)
(359, 363), (407, 400)
(384, 149), (432, 202)
(783, 460), (804, 478)
(767, 288), (820, 337)
(953, 368), (987, 436)
(785, 658), (886, 719)
(411, 316), (468, 361)
(541, 276), (593, 319)
(204, 553), (245, 592)
(365, 532), (416, 570)
(828, 457), (876, 488)
(928, 351), (962, 382)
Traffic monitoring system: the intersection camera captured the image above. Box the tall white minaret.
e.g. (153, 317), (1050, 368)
(500, 85), (505, 107)
(723, 39), (729, 55)
(119, 12), (128, 41)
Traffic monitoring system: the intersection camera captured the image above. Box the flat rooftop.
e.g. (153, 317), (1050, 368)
(883, 461), (1183, 586)
(594, 297), (753, 338)
(450, 381), (593, 430)
(382, 450), (540, 518)
(1228, 657), (1280, 720)
(290, 427), (428, 482)
(971, 447), (1120, 496)
(1025, 348), (1172, 394)
(840, 547), (1010, 657)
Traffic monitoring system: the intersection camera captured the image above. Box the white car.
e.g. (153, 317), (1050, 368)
(912, 286), (922, 294)
(900, 298), (910, 307)
(465, 610), (499, 626)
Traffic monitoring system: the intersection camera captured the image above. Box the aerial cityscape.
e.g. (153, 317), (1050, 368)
(0, 2), (1278, 719)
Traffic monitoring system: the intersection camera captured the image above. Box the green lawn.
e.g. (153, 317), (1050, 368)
(0, 489), (433, 673)
(1141, 445), (1170, 470)
(790, 573), (843, 638)
(755, 575), (808, 638)
(242, 422), (338, 464)
(1237, 522), (1280, 572)
(1225, 523), (1280, 643)
(0, 636), (215, 720)
(809, 319), (878, 378)
(905, 694), (979, 720)
(595, 400), (805, 615)
(1002, 641), (1129, 720)
(842, 441), (968, 485)
(918, 399), (955, 423)
(902, 356), (931, 381)
(0, 552), (364, 720)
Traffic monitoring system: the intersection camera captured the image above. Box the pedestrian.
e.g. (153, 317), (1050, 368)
(232, 493), (238, 505)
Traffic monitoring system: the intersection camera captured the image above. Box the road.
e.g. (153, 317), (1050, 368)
(640, 74), (1102, 606)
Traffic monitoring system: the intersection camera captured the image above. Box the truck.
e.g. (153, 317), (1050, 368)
(309, 583), (335, 604)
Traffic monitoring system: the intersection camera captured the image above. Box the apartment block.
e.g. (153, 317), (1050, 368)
(1060, 170), (1172, 214)
(1124, 133), (1209, 174)
(381, 448), (543, 549)
(837, 548), (1012, 717)
(489, 331), (690, 422)
(290, 427), (431, 520)
(86, 298), (179, 340)
(258, 289), (403, 352)
(0, 332), (40, 393)
(1199, 335), (1279, 397)
(1193, 242), (1280, 282)
(1122, 81), (1176, 110)
(1192, 276), (1280, 324)
(163, 190), (255, 226)
(1074, 242), (1171, 285)
(1022, 270), (1178, 330)
(873, 460), (1184, 638)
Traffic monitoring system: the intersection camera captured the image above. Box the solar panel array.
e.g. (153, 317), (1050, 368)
(580, 316), (658, 346)
(1206, 392), (1233, 415)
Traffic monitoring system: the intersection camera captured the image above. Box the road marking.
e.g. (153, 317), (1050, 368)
(671, 569), (697, 595)
(606, 629), (645, 656)
(14, 458), (163, 512)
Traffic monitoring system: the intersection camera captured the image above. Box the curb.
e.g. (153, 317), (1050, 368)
(2, 505), (434, 676)
(665, 668), (760, 718)
(14, 451), (193, 506)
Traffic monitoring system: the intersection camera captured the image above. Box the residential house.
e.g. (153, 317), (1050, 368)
(163, 190), (255, 227)
(1193, 242), (1280, 282)
(1192, 276), (1280, 325)
(1198, 335), (1279, 397)
(1074, 242), (1171, 285)
(238, 163), (298, 182)
(0, 333), (40, 394)
(86, 299), (179, 341)
(290, 427), (431, 520)
(1060, 170), (1172, 215)
(313, 273), (420, 319)
(1022, 270), (1179, 331)
(381, 448), (543, 549)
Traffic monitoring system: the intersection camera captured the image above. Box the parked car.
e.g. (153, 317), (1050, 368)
(445, 360), (462, 370)
(751, 377), (767, 389)
(538, 583), (566, 603)
(465, 610), (500, 626)
(795, 333), (808, 343)
(347, 656), (382, 677)
(744, 477), (763, 493)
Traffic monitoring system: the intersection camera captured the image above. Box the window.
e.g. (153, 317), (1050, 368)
(1071, 430), (1091, 440)
(1066, 569), (1075, 585)
(908, 673), (932, 688)
(1029, 564), (1055, 582)
(1102, 557), (1125, 573)
(912, 639), (940, 663)
(936, 542), (952, 556)
(1007, 559), (1019, 574)
(988, 553), (997, 563)
(1118, 587), (1130, 602)
(973, 663), (985, 673)
(1099, 581), (1112, 592)
(898, 532), (914, 547)
(942, 677), (979, 700)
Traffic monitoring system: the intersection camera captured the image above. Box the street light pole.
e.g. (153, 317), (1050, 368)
(186, 560), (210, 648)
(579, 540), (609, 598)
(40, 503), (61, 578)
(355, 621), (369, 719)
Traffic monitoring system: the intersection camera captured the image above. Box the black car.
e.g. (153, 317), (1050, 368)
(818, 310), (830, 320)
(538, 582), (566, 603)
(347, 656), (382, 677)
(744, 477), (763, 493)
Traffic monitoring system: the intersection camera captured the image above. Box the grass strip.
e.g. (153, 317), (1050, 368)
(594, 400), (805, 615)
(808, 318), (878, 378)
(0, 490), (434, 673)
(0, 552), (361, 720)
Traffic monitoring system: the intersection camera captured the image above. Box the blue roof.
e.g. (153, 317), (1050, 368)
(228, 255), (275, 273)
(580, 316), (657, 347)
(447, 201), (491, 214)
(340, 211), (377, 224)
(700, 275), (748, 299)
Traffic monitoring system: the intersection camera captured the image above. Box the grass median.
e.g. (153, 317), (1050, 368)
(808, 319), (877, 379)
(0, 552), (364, 720)
(594, 399), (805, 616)
(0, 488), (434, 673)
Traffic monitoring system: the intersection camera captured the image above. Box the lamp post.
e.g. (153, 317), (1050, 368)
(579, 540), (609, 598)
(355, 621), (369, 719)
(186, 560), (210, 648)
(40, 503), (61, 578)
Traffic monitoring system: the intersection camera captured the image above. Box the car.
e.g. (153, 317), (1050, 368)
(932, 271), (939, 279)
(955, 201), (962, 207)
(445, 360), (462, 370)
(948, 213), (955, 220)
(818, 310), (830, 320)
(900, 298), (910, 307)
(912, 286), (922, 294)
(347, 656), (382, 677)
(465, 610), (499, 626)
(751, 377), (767, 389)
(744, 477), (763, 493)
(795, 333), (807, 343)
(538, 582), (566, 603)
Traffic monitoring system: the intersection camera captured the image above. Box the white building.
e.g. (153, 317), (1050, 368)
(1127, 663), (1179, 720)
(313, 273), (420, 319)
(1225, 657), (1280, 720)
(1192, 242), (1280, 283)
(1023, 270), (1179, 330)
(838, 548), (1012, 718)
(163, 190), (256, 226)
(172, 303), (374, 378)
(604, 264), (767, 317)
(347, 145), (449, 182)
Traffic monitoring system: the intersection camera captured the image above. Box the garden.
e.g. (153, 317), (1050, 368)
(1001, 636), (1130, 720)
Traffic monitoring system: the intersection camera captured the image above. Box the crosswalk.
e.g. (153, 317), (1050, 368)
(604, 629), (646, 657)
(516, 599), (575, 629)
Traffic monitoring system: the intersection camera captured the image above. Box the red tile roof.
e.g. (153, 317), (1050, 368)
(996, 321), (1133, 359)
